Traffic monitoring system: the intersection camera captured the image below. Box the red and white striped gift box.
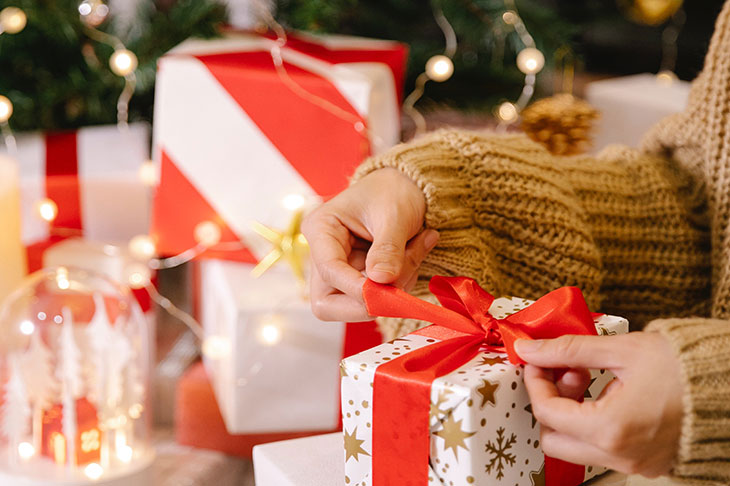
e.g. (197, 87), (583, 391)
(151, 31), (408, 261)
(5, 123), (151, 247)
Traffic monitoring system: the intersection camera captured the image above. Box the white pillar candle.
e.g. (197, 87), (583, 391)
(0, 155), (26, 304)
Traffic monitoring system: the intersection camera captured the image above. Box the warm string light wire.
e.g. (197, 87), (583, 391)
(403, 2), (458, 137)
(251, 0), (386, 153)
(495, 0), (544, 128)
(0, 6), (27, 152)
(657, 8), (686, 83)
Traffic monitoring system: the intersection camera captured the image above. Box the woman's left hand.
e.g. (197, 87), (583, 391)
(516, 332), (684, 478)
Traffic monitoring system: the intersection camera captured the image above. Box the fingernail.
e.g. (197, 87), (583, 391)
(515, 339), (543, 355)
(372, 263), (396, 276)
(424, 230), (440, 250)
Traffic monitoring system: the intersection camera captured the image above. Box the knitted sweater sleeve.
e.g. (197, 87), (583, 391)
(353, 129), (729, 484)
(354, 129), (711, 333)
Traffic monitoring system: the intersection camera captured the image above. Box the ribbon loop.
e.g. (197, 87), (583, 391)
(365, 276), (599, 486)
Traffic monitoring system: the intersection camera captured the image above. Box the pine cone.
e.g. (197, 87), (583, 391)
(520, 94), (599, 156)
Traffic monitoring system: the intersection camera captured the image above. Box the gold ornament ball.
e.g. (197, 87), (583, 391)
(516, 48), (545, 75)
(0, 7), (27, 34)
(619, 0), (684, 25)
(78, 0), (109, 27)
(425, 55), (454, 82)
(0, 95), (13, 123)
(109, 49), (138, 77)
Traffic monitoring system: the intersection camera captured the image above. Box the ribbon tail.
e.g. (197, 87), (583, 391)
(545, 456), (585, 486)
(496, 322), (534, 365)
(363, 280), (479, 334)
(373, 334), (482, 486)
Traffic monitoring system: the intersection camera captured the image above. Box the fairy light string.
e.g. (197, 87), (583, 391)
(403, 2), (458, 137)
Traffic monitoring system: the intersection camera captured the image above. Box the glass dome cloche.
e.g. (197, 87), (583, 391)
(0, 267), (153, 485)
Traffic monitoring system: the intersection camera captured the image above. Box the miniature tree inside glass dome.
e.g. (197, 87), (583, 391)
(0, 267), (153, 485)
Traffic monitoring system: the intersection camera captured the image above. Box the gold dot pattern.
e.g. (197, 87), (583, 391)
(342, 297), (626, 485)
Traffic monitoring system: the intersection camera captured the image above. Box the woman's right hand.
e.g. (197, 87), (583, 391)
(301, 168), (439, 322)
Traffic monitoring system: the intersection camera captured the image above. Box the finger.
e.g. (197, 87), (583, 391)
(394, 229), (439, 288)
(404, 271), (419, 293)
(540, 427), (619, 470)
(515, 335), (628, 371)
(524, 364), (602, 443)
(307, 223), (368, 298)
(348, 249), (367, 271)
(365, 218), (412, 284)
(310, 265), (371, 322)
(555, 368), (592, 401)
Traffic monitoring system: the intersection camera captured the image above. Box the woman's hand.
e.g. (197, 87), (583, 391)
(302, 168), (438, 322)
(516, 332), (684, 478)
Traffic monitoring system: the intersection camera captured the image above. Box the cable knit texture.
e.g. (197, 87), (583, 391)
(352, 2), (730, 483)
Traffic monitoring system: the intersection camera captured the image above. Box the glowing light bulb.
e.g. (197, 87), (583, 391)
(516, 48), (545, 75)
(84, 463), (104, 480)
(109, 49), (138, 77)
(656, 70), (677, 86)
(0, 7), (27, 34)
(78, 0), (109, 27)
(425, 55), (454, 82)
(117, 445), (133, 463)
(138, 160), (157, 187)
(19, 320), (34, 336)
(502, 10), (518, 24)
(202, 335), (231, 359)
(194, 221), (222, 247)
(126, 262), (151, 289)
(258, 314), (284, 346)
(129, 234), (156, 260)
(17, 442), (35, 460)
(282, 193), (305, 211)
(56, 267), (70, 290)
(36, 198), (58, 222)
(128, 403), (143, 419)
(0, 95), (13, 123)
(497, 102), (519, 123)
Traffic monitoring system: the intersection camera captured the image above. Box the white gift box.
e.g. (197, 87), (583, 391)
(341, 295), (629, 486)
(199, 259), (347, 434)
(586, 73), (690, 151)
(1, 123), (151, 246)
(251, 433), (673, 486)
(151, 31), (407, 261)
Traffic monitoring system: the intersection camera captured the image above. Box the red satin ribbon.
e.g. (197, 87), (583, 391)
(364, 276), (598, 486)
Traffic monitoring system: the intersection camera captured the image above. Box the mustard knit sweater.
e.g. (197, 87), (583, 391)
(353, 3), (730, 484)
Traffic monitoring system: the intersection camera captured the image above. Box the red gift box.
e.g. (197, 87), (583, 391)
(151, 31), (407, 262)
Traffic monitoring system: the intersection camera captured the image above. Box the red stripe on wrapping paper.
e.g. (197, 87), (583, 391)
(151, 150), (258, 262)
(283, 33), (409, 103)
(45, 132), (83, 231)
(195, 51), (369, 200)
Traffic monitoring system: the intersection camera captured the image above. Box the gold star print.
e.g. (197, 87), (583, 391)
(477, 379), (499, 408)
(530, 465), (545, 486)
(434, 414), (475, 460)
(584, 377), (598, 399)
(480, 356), (507, 367)
(430, 389), (453, 420)
(524, 403), (537, 428)
(251, 210), (309, 284)
(340, 362), (348, 378)
(344, 427), (370, 462)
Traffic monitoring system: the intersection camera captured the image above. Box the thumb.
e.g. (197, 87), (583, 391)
(514, 335), (623, 370)
(365, 223), (409, 284)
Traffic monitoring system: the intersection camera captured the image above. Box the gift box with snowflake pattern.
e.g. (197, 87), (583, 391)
(340, 296), (628, 486)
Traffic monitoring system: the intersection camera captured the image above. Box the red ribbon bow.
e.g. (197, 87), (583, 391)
(363, 276), (598, 486)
